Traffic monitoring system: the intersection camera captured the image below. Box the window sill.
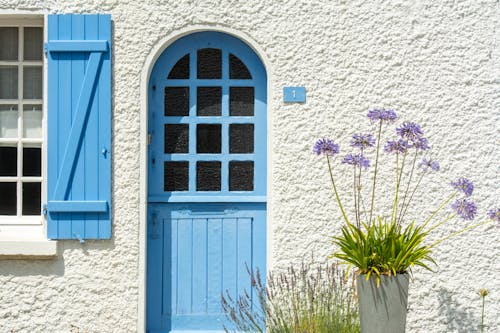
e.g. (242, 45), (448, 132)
(0, 239), (57, 259)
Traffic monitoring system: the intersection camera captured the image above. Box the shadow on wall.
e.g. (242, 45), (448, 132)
(437, 287), (480, 333)
(0, 239), (115, 277)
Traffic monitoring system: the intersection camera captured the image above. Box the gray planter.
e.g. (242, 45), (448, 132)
(357, 273), (410, 333)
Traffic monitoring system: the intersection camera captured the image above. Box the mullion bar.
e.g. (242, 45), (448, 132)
(16, 26), (23, 217)
(188, 51), (197, 192)
(165, 79), (255, 87)
(168, 154), (254, 162)
(221, 50), (229, 192)
(163, 116), (254, 124)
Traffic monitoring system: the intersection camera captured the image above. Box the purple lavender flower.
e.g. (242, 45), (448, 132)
(487, 208), (500, 225)
(350, 133), (376, 150)
(313, 138), (340, 156)
(451, 177), (474, 197)
(451, 198), (477, 220)
(342, 153), (370, 169)
(396, 122), (424, 142)
(384, 139), (410, 154)
(412, 137), (430, 151)
(418, 158), (440, 172)
(367, 109), (398, 123)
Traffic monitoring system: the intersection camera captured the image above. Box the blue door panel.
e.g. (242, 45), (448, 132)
(147, 32), (267, 333)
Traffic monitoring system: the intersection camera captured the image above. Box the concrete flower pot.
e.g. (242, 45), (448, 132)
(357, 273), (410, 333)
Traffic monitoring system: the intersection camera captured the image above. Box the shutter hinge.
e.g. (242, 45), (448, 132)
(147, 133), (152, 145)
(42, 204), (47, 216)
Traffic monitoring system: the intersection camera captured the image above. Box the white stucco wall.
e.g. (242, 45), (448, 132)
(0, 0), (498, 332)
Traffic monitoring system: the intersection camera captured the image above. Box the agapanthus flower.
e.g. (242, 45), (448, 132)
(418, 158), (440, 172)
(412, 137), (430, 151)
(451, 177), (474, 197)
(487, 208), (500, 225)
(452, 198), (477, 220)
(313, 138), (340, 156)
(342, 153), (370, 169)
(384, 139), (409, 154)
(367, 109), (398, 123)
(396, 122), (424, 142)
(350, 133), (376, 149)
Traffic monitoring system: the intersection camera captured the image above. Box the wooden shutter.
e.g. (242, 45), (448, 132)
(45, 14), (112, 240)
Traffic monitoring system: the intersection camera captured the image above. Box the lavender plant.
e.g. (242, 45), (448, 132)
(222, 262), (360, 333)
(314, 109), (499, 284)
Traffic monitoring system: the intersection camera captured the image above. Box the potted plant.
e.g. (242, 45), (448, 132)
(313, 109), (499, 333)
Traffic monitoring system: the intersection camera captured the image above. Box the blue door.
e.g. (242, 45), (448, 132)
(146, 32), (267, 333)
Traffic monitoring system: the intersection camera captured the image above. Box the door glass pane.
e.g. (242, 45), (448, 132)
(229, 124), (254, 153)
(0, 146), (17, 176)
(23, 66), (42, 99)
(23, 104), (42, 138)
(196, 161), (221, 191)
(22, 182), (41, 215)
(164, 161), (189, 191)
(23, 146), (41, 176)
(230, 87), (254, 116)
(0, 27), (18, 61)
(229, 161), (254, 191)
(197, 124), (221, 153)
(0, 105), (18, 138)
(23, 27), (43, 61)
(168, 54), (190, 79)
(0, 182), (16, 215)
(165, 124), (189, 153)
(197, 87), (221, 116)
(197, 48), (221, 79)
(0, 66), (18, 99)
(229, 54), (252, 79)
(165, 87), (189, 116)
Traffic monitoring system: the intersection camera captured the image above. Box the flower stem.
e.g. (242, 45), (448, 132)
(422, 192), (457, 230)
(327, 155), (350, 224)
(397, 151), (418, 225)
(481, 294), (485, 333)
(426, 214), (456, 234)
(369, 121), (383, 225)
(399, 173), (425, 223)
(430, 220), (491, 248)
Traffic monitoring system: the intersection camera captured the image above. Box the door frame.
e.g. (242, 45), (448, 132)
(138, 26), (273, 333)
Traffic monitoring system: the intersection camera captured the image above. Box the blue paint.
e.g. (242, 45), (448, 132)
(46, 14), (112, 240)
(283, 86), (306, 103)
(147, 32), (267, 332)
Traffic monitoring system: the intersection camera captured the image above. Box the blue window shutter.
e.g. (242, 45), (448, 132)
(46, 14), (112, 240)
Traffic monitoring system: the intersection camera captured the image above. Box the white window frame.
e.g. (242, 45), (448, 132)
(0, 15), (50, 246)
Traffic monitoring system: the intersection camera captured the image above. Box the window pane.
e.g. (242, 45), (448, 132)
(23, 66), (42, 99)
(0, 27), (18, 61)
(0, 104), (18, 138)
(197, 87), (221, 116)
(229, 54), (252, 79)
(22, 182), (41, 215)
(23, 104), (42, 138)
(164, 124), (189, 153)
(229, 124), (254, 153)
(197, 48), (221, 79)
(0, 146), (17, 176)
(165, 87), (189, 116)
(229, 161), (254, 191)
(23, 27), (43, 61)
(0, 182), (16, 215)
(164, 161), (189, 191)
(197, 124), (221, 153)
(196, 161), (221, 191)
(230, 87), (254, 116)
(0, 66), (18, 99)
(23, 147), (41, 176)
(168, 54), (190, 79)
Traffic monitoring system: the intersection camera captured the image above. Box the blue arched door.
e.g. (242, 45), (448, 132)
(146, 32), (267, 332)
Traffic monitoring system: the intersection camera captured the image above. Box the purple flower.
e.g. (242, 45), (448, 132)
(384, 139), (410, 154)
(350, 133), (376, 150)
(367, 109), (398, 123)
(342, 153), (370, 169)
(413, 137), (430, 151)
(313, 138), (340, 156)
(418, 158), (440, 172)
(451, 177), (474, 197)
(396, 122), (424, 142)
(487, 208), (500, 225)
(452, 199), (477, 220)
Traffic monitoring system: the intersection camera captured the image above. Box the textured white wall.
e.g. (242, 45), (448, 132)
(0, 0), (498, 332)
